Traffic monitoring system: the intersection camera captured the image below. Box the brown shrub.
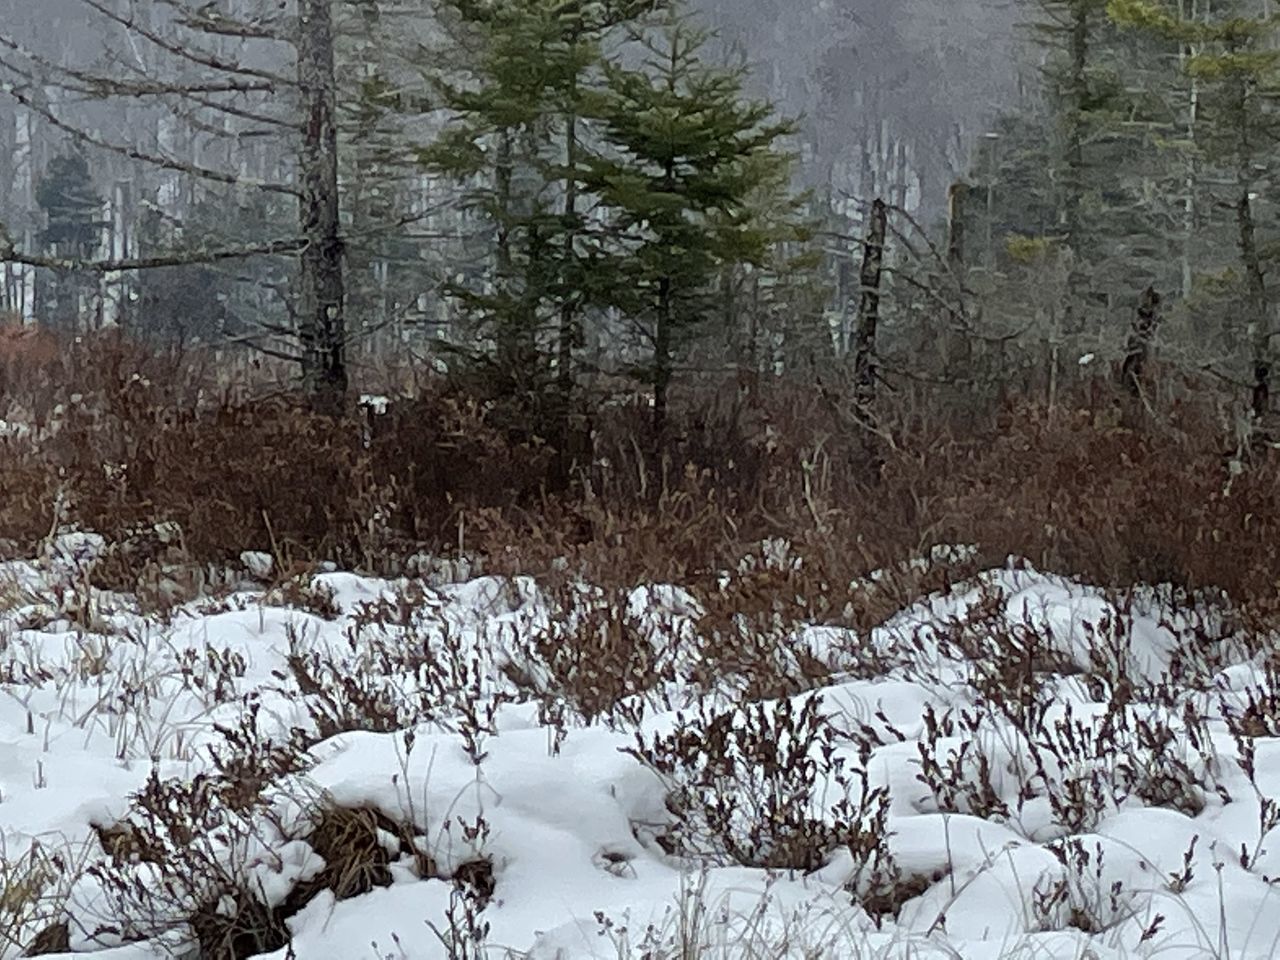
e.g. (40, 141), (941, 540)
(0, 330), (1275, 626)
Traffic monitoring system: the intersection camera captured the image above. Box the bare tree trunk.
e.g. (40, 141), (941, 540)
(947, 182), (968, 271)
(494, 128), (515, 373)
(943, 181), (971, 376)
(653, 275), (672, 443)
(1225, 44), (1271, 427)
(720, 267), (738, 360)
(1121, 285), (1161, 399)
(853, 198), (887, 429)
(297, 0), (347, 410)
(1238, 192), (1271, 423)
(1179, 0), (1200, 300)
(1062, 1), (1090, 337)
(1064, 2), (1088, 248)
(652, 151), (679, 448)
(554, 105), (579, 480)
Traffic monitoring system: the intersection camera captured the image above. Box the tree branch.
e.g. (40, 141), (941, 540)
(78, 0), (297, 88)
(0, 236), (307, 273)
(158, 0), (293, 42)
(182, 90), (302, 131)
(0, 33), (276, 99)
(0, 80), (300, 197)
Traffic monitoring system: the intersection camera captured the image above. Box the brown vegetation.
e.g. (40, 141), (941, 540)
(0, 330), (1273, 619)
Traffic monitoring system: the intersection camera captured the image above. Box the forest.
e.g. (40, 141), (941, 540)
(2, 3), (1280, 960)
(0, 0), (1273, 589)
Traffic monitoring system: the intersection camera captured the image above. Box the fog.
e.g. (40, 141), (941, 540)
(0, 0), (1025, 221)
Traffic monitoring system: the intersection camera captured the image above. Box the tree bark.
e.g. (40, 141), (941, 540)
(1062, 1), (1090, 335)
(1238, 191), (1271, 423)
(942, 181), (972, 376)
(1060, 1), (1089, 247)
(653, 148), (679, 447)
(297, 0), (347, 410)
(1179, 6), (1200, 301)
(493, 128), (515, 371)
(946, 181), (968, 271)
(1225, 45), (1271, 426)
(853, 198), (887, 426)
(1120, 285), (1161, 399)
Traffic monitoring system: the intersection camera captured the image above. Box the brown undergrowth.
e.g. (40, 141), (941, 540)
(0, 332), (1273, 625)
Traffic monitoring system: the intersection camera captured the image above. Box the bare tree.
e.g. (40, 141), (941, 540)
(853, 197), (887, 429)
(296, 0), (346, 403)
(1120, 285), (1161, 401)
(0, 0), (353, 407)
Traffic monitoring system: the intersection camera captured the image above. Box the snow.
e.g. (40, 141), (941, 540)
(239, 551), (275, 581)
(1, 536), (1279, 958)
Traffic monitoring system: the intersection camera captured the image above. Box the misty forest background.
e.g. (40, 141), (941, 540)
(0, 0), (1278, 600)
(5, 0), (1263, 418)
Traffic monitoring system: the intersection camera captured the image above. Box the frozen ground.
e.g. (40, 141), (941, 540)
(2, 533), (1280, 959)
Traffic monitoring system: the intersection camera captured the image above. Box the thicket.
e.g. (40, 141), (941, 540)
(0, 329), (1275, 618)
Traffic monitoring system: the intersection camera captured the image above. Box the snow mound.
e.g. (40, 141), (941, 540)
(1, 544), (1277, 959)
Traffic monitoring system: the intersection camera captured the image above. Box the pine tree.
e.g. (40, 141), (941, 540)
(583, 8), (798, 438)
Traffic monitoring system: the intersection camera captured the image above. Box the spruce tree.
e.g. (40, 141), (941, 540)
(421, 0), (562, 415)
(1023, 0), (1183, 323)
(1028, 0), (1111, 254)
(583, 8), (798, 438)
(35, 151), (104, 331)
(422, 0), (663, 449)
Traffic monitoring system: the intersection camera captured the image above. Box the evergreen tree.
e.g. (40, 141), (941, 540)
(421, 0), (565, 419)
(132, 192), (293, 345)
(1110, 0), (1280, 420)
(583, 8), (798, 437)
(422, 0), (662, 445)
(725, 184), (824, 381)
(1022, 0), (1184, 324)
(36, 152), (101, 254)
(1028, 0), (1111, 253)
(952, 4), (1198, 401)
(34, 150), (103, 331)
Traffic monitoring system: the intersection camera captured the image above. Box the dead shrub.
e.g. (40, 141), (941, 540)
(24, 919), (71, 955)
(1032, 838), (1141, 935)
(263, 575), (341, 620)
(280, 598), (505, 750)
(292, 806), (398, 902)
(0, 329), (1277, 639)
(1, 840), (78, 958)
(629, 694), (893, 887)
(512, 583), (675, 728)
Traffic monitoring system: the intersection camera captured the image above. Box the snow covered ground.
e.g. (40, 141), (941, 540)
(3, 533), (1280, 959)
